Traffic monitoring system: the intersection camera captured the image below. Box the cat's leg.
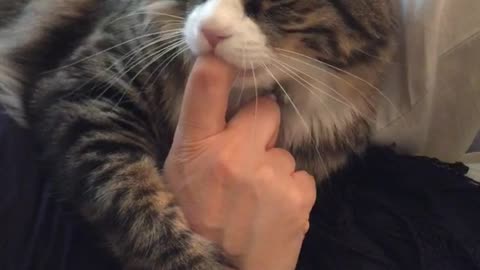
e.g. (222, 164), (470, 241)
(36, 96), (231, 269)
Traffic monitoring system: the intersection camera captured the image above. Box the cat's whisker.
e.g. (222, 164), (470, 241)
(119, 31), (184, 69)
(60, 34), (184, 102)
(250, 61), (259, 152)
(137, 10), (185, 20)
(235, 41), (248, 107)
(275, 48), (404, 122)
(102, 39), (186, 100)
(109, 42), (187, 110)
(116, 37), (185, 83)
(115, 19), (185, 30)
(275, 48), (380, 91)
(262, 63), (329, 177)
(271, 58), (361, 107)
(268, 61), (363, 153)
(144, 44), (189, 90)
(147, 43), (189, 125)
(118, 20), (184, 33)
(107, 10), (184, 26)
(271, 56), (376, 110)
(111, 45), (185, 110)
(274, 53), (377, 114)
(143, 40), (188, 83)
(262, 63), (309, 136)
(83, 37), (184, 103)
(47, 29), (184, 73)
(111, 42), (186, 110)
(157, 44), (189, 74)
(269, 61), (344, 123)
(314, 144), (330, 179)
(133, 21), (184, 34)
(271, 59), (377, 124)
(142, 19), (184, 25)
(105, 32), (181, 72)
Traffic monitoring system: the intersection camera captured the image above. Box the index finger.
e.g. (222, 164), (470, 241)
(292, 171), (317, 209)
(176, 56), (236, 141)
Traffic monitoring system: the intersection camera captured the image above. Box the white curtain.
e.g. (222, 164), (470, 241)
(373, 0), (480, 166)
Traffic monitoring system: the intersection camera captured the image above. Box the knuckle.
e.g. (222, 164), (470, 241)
(297, 170), (316, 183)
(290, 189), (315, 210)
(267, 148), (296, 171)
(287, 189), (305, 208)
(307, 189), (317, 206)
(277, 148), (296, 166)
(213, 150), (238, 179)
(303, 221), (311, 234)
(295, 170), (313, 180)
(271, 147), (290, 158)
(304, 191), (316, 209)
(256, 165), (276, 181)
(297, 170), (317, 205)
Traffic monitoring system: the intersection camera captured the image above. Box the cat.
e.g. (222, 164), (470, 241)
(0, 0), (397, 269)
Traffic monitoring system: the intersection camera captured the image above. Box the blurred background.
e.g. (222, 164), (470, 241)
(373, 0), (480, 167)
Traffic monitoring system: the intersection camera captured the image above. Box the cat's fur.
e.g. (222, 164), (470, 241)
(0, 0), (396, 269)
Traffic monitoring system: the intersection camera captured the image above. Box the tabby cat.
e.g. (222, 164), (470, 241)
(0, 0), (396, 268)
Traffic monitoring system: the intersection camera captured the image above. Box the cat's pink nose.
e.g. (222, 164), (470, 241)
(201, 27), (230, 48)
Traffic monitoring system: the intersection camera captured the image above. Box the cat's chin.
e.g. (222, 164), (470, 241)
(230, 65), (286, 92)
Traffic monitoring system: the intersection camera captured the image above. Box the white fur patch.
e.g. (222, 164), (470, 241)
(183, 0), (274, 89)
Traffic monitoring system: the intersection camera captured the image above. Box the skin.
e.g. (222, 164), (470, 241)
(164, 55), (317, 270)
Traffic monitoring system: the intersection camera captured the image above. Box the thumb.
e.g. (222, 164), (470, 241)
(176, 55), (236, 141)
(227, 97), (281, 150)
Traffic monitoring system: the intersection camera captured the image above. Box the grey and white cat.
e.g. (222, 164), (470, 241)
(0, 0), (396, 269)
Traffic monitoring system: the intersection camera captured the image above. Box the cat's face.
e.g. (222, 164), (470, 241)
(133, 0), (395, 168)
(182, 0), (395, 90)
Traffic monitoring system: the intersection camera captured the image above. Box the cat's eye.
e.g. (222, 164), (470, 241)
(245, 0), (262, 17)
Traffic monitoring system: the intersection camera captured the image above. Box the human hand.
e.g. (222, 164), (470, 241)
(164, 55), (316, 270)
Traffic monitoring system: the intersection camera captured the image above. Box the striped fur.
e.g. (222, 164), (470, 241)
(0, 0), (396, 269)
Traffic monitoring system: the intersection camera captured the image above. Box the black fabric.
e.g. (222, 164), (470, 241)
(0, 115), (120, 270)
(2, 113), (480, 270)
(298, 148), (480, 270)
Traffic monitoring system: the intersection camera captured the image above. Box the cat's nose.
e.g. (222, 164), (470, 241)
(201, 27), (231, 49)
